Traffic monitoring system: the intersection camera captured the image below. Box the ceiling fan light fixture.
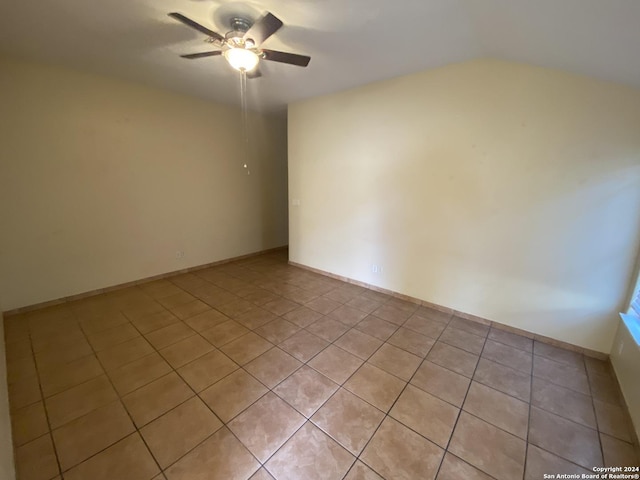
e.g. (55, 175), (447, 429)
(224, 48), (259, 71)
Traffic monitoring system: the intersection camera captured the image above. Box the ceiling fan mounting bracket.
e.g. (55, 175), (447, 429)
(229, 17), (252, 34)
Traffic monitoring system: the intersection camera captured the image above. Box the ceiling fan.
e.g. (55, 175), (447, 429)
(168, 11), (311, 78)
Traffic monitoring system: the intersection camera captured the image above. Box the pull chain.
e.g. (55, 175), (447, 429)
(239, 70), (250, 175)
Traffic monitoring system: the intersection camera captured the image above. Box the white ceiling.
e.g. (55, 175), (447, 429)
(1, 0), (639, 111)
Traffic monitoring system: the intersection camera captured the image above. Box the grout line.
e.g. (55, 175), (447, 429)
(352, 311), (454, 479)
(21, 317), (64, 479)
(523, 341), (535, 480)
(433, 319), (490, 480)
(73, 308), (166, 477)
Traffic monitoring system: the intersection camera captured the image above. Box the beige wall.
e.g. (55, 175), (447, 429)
(611, 317), (640, 438)
(0, 57), (288, 311)
(0, 311), (16, 480)
(288, 59), (640, 353)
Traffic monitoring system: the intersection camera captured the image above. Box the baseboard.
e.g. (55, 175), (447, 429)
(3, 246), (288, 316)
(289, 260), (608, 360)
(0, 313), (17, 480)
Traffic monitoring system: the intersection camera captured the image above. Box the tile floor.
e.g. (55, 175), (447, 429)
(3, 251), (639, 480)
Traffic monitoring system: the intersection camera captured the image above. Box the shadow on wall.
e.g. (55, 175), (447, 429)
(373, 151), (640, 350)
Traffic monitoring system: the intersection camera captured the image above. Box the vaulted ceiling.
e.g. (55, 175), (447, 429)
(1, 0), (639, 111)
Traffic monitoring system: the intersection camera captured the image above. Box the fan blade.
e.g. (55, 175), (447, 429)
(244, 12), (283, 46)
(247, 68), (262, 79)
(180, 51), (223, 59)
(262, 49), (310, 67)
(169, 13), (224, 42)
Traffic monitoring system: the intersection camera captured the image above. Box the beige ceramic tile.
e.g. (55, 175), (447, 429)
(305, 297), (342, 315)
(254, 318), (300, 344)
(344, 460), (384, 480)
(328, 305), (369, 326)
(584, 356), (613, 378)
(403, 315), (447, 339)
(529, 406), (603, 469)
(177, 349), (238, 392)
(312, 388), (384, 455)
(159, 334), (214, 369)
(8, 375), (41, 411)
(533, 355), (590, 395)
(594, 399), (633, 442)
(439, 326), (486, 355)
(52, 400), (135, 471)
(474, 358), (531, 402)
(390, 384), (459, 447)
(588, 371), (623, 405)
(199, 369), (268, 422)
(15, 433), (59, 480)
(368, 343), (422, 381)
(344, 363), (406, 412)
(5, 337), (32, 362)
(141, 397), (223, 468)
(273, 365), (339, 417)
(308, 345), (363, 384)
(250, 468), (275, 480)
(449, 317), (489, 337)
(334, 329), (383, 360)
(361, 417), (443, 480)
(345, 296), (384, 315)
(11, 401), (49, 446)
(600, 433), (639, 468)
(488, 328), (533, 352)
(7, 355), (38, 384)
(524, 444), (592, 480)
(46, 375), (118, 428)
(449, 412), (526, 480)
(31, 326), (85, 354)
(262, 298), (300, 316)
(437, 453), (493, 480)
(482, 339), (532, 374)
(279, 329), (329, 362)
(219, 332), (273, 365)
(165, 427), (260, 480)
(122, 372), (194, 427)
(265, 422), (355, 480)
(131, 310), (180, 335)
(170, 299), (211, 320)
(411, 360), (470, 407)
(244, 347), (302, 388)
(228, 392), (305, 462)
(200, 320), (250, 347)
(234, 307), (278, 330)
(355, 316), (398, 341)
(531, 376), (596, 428)
(306, 317), (350, 342)
(145, 322), (196, 350)
(108, 352), (172, 396)
(86, 322), (140, 351)
(534, 341), (584, 369)
(97, 336), (155, 371)
(387, 327), (435, 357)
(216, 299), (257, 318)
(283, 306), (324, 328)
(63, 433), (159, 480)
(372, 304), (412, 325)
(40, 354), (104, 397)
(183, 308), (230, 333)
(463, 381), (529, 439)
(427, 342), (479, 378)
(35, 339), (93, 371)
